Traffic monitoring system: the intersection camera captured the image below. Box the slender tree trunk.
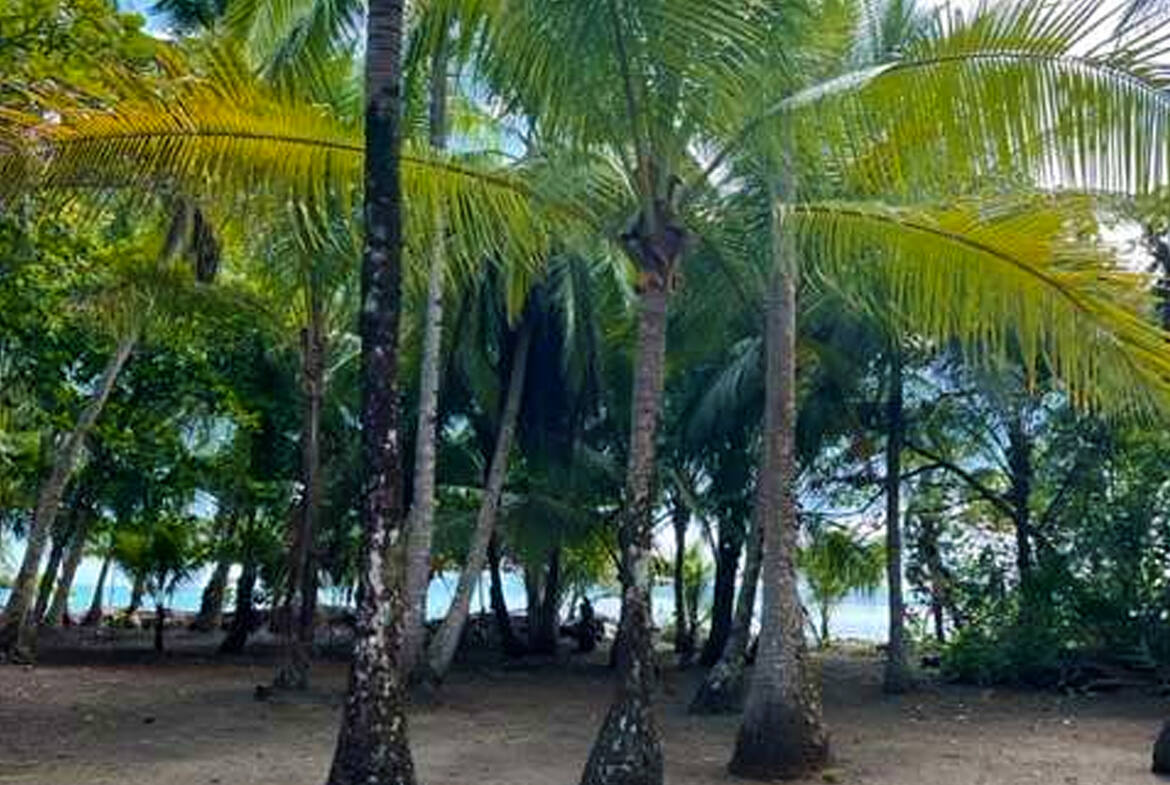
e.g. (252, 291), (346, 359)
(325, 0), (415, 777)
(33, 522), (69, 624)
(191, 555), (231, 632)
(45, 512), (93, 627)
(699, 519), (744, 666)
(1007, 413), (1033, 586)
(671, 499), (694, 663)
(275, 304), (326, 690)
(525, 560), (543, 648)
(488, 531), (524, 656)
(818, 605), (830, 649)
(690, 509), (762, 715)
(0, 335), (134, 660)
(153, 600), (166, 654)
(883, 347), (911, 693)
(402, 34), (450, 677)
(730, 221), (828, 779)
(914, 512), (949, 643)
(125, 573), (146, 616)
(219, 556), (257, 655)
(424, 323), (532, 683)
(531, 547), (561, 655)
(82, 553), (112, 626)
(579, 280), (669, 785)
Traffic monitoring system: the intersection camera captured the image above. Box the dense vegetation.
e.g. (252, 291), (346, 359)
(5, 0), (1170, 782)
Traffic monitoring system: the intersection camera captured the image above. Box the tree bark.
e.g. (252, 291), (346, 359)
(219, 556), (257, 655)
(530, 546), (562, 655)
(82, 553), (112, 626)
(729, 224), (828, 780)
(579, 280), (669, 785)
(488, 531), (524, 656)
(325, 0), (415, 777)
(1007, 413), (1033, 585)
(275, 303), (326, 690)
(671, 498), (694, 663)
(153, 600), (166, 653)
(699, 518), (744, 666)
(191, 554), (231, 632)
(33, 521), (69, 625)
(883, 346), (911, 694)
(690, 508), (762, 715)
(424, 322), (532, 682)
(45, 511), (93, 627)
(402, 32), (449, 677)
(0, 335), (134, 660)
(125, 573), (146, 616)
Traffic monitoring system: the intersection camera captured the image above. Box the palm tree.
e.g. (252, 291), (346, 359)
(798, 526), (885, 647)
(321, 0), (415, 780)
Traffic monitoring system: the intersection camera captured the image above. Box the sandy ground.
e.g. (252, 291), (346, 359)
(1, 630), (1167, 785)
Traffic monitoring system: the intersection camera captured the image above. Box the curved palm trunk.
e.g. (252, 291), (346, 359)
(883, 346), (911, 693)
(424, 323), (531, 682)
(729, 248), (828, 779)
(325, 0), (415, 778)
(219, 556), (257, 655)
(125, 573), (146, 616)
(191, 555), (231, 632)
(275, 304), (326, 690)
(82, 553), (112, 626)
(33, 522), (69, 624)
(402, 38), (450, 676)
(0, 335), (134, 659)
(580, 281), (669, 785)
(45, 511), (94, 626)
(488, 531), (525, 656)
(690, 511), (762, 715)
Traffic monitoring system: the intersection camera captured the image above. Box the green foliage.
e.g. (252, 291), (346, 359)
(114, 514), (200, 604)
(799, 525), (884, 644)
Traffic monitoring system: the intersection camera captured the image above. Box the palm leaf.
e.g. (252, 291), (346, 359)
(1, 53), (582, 284)
(789, 195), (1170, 413)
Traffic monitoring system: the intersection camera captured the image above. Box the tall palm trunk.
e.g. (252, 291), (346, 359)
(275, 300), (326, 690)
(82, 553), (112, 626)
(883, 346), (911, 693)
(530, 546), (562, 655)
(1007, 413), (1033, 586)
(45, 510), (94, 626)
(0, 335), (134, 659)
(690, 512), (762, 714)
(671, 499), (694, 663)
(580, 277), (670, 785)
(402, 39), (450, 675)
(424, 323), (532, 682)
(325, 0), (415, 779)
(699, 518), (744, 666)
(729, 226), (828, 779)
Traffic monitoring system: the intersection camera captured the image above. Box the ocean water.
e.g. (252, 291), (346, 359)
(1, 568), (891, 642)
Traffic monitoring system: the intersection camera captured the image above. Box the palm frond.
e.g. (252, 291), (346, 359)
(789, 195), (1170, 413)
(701, 0), (1170, 202)
(2, 53), (580, 283)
